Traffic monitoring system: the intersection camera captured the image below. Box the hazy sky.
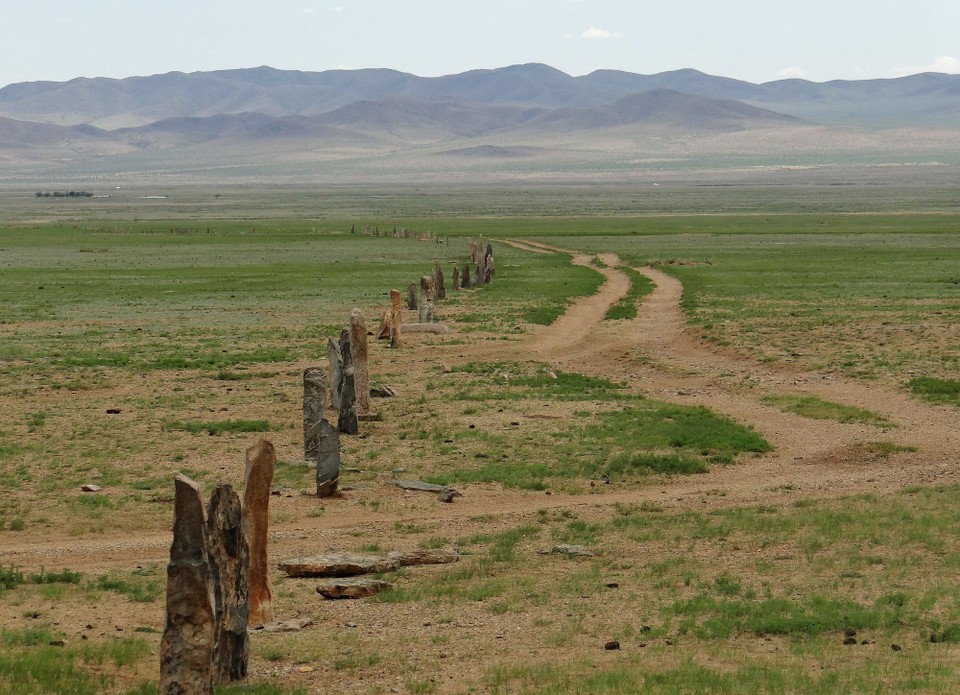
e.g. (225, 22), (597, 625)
(2, 0), (958, 88)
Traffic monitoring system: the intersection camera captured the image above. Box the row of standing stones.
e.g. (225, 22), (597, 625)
(159, 242), (493, 693)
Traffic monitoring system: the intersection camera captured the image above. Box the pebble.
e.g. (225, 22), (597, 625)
(604, 640), (620, 650)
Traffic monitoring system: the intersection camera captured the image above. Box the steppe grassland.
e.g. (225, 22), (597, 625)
(1, 191), (960, 693)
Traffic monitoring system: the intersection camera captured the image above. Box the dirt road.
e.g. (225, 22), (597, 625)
(3, 240), (957, 572)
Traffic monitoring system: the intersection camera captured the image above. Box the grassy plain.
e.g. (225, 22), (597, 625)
(1, 180), (959, 693)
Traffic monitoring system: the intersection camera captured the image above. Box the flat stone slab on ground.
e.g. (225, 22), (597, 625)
(393, 480), (454, 493)
(387, 549), (459, 566)
(401, 323), (452, 334)
(316, 578), (392, 600)
(277, 552), (401, 578)
(255, 617), (313, 633)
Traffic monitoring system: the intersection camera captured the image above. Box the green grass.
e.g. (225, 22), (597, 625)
(89, 572), (162, 604)
(604, 266), (655, 321)
(0, 628), (150, 694)
(161, 419), (272, 435)
(760, 395), (892, 427)
(909, 376), (960, 406)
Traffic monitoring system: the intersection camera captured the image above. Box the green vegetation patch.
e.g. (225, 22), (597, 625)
(604, 266), (655, 321)
(761, 395), (892, 427)
(426, 391), (768, 489)
(0, 628), (149, 694)
(909, 376), (960, 406)
(162, 419), (271, 435)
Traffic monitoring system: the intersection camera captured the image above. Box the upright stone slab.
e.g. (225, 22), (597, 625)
(349, 309), (371, 415)
(390, 289), (402, 348)
(338, 330), (358, 435)
(160, 475), (215, 695)
(452, 265), (460, 291)
(462, 262), (471, 288)
(407, 282), (418, 310)
(419, 275), (435, 324)
(377, 309), (393, 340)
(485, 253), (494, 283)
(317, 419), (340, 496)
(205, 484), (249, 684)
(327, 337), (343, 411)
(436, 264), (446, 300)
(303, 368), (327, 462)
(243, 440), (275, 624)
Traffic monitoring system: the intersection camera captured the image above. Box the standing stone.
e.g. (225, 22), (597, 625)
(303, 368), (327, 462)
(390, 289), (402, 348)
(316, 420), (340, 497)
(327, 337), (343, 411)
(452, 265), (460, 291)
(377, 309), (392, 340)
(243, 440), (275, 625)
(407, 282), (418, 310)
(160, 475), (215, 695)
(485, 253), (495, 283)
(468, 241), (479, 264)
(205, 484), (249, 684)
(462, 262), (471, 288)
(435, 264), (446, 300)
(419, 275), (435, 324)
(349, 309), (370, 415)
(338, 330), (358, 435)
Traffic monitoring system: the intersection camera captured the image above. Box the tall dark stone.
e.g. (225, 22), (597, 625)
(316, 419), (340, 497)
(328, 337), (343, 411)
(303, 368), (327, 462)
(160, 475), (215, 695)
(338, 329), (358, 435)
(205, 484), (249, 684)
(407, 282), (418, 310)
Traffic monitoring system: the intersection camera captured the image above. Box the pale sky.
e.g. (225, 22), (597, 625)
(2, 0), (958, 89)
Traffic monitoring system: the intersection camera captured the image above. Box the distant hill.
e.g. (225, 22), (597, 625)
(2, 63), (959, 130)
(1, 63), (959, 178)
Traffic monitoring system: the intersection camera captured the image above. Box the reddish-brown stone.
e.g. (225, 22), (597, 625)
(243, 440), (275, 624)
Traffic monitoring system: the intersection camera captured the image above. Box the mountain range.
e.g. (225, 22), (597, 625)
(2, 63), (959, 179)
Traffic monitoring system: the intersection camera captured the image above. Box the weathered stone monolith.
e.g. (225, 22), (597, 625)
(419, 275), (434, 323)
(436, 264), (446, 300)
(452, 265), (460, 291)
(338, 329), (358, 435)
(390, 289), (402, 348)
(317, 419), (340, 497)
(485, 252), (494, 283)
(377, 309), (392, 340)
(243, 440), (275, 624)
(462, 262), (471, 288)
(327, 337), (343, 411)
(303, 368), (327, 462)
(349, 309), (370, 415)
(350, 309), (370, 415)
(160, 474), (215, 695)
(468, 240), (479, 264)
(407, 282), (418, 310)
(205, 483), (249, 684)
